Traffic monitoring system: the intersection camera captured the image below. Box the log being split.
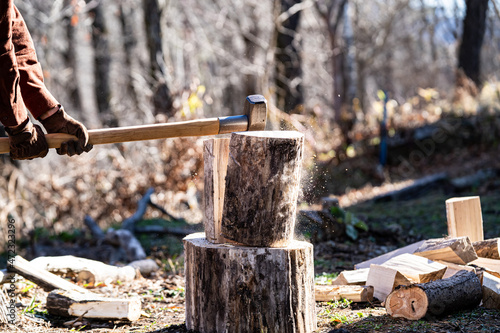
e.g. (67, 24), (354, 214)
(184, 233), (316, 333)
(385, 271), (482, 320)
(221, 131), (304, 247)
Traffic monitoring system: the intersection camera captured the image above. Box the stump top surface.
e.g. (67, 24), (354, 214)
(232, 130), (304, 139)
(184, 232), (313, 250)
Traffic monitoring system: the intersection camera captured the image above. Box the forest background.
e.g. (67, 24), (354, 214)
(0, 0), (499, 246)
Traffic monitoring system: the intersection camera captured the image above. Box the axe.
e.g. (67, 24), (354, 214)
(0, 95), (267, 155)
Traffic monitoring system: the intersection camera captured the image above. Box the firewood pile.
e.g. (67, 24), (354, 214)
(319, 195), (500, 320)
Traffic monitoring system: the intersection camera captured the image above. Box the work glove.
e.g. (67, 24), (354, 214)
(40, 106), (93, 156)
(5, 117), (48, 160)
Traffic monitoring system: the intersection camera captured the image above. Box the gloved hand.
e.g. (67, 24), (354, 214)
(40, 106), (93, 156)
(5, 117), (48, 160)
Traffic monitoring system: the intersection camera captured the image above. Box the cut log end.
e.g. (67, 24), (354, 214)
(386, 286), (428, 320)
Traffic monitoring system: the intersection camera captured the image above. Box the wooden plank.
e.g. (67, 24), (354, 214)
(482, 272), (500, 310)
(414, 236), (477, 265)
(366, 264), (411, 302)
(473, 238), (500, 259)
(315, 285), (373, 303)
(382, 254), (447, 283)
(354, 240), (426, 269)
(446, 196), (484, 243)
(46, 289), (141, 321)
(203, 138), (230, 244)
(331, 268), (369, 286)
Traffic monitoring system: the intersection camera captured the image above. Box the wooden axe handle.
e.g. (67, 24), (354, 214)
(0, 117), (248, 154)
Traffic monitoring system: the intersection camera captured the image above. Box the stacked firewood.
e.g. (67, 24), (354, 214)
(322, 196), (500, 320)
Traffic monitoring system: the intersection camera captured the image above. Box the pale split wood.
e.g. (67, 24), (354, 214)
(331, 268), (369, 286)
(473, 238), (500, 259)
(435, 260), (476, 279)
(469, 257), (500, 279)
(315, 285), (373, 303)
(46, 289), (141, 321)
(482, 272), (500, 309)
(381, 253), (447, 283)
(354, 240), (426, 269)
(203, 138), (230, 243)
(414, 236), (478, 265)
(385, 270), (482, 320)
(365, 264), (411, 302)
(29, 256), (137, 284)
(446, 196), (484, 243)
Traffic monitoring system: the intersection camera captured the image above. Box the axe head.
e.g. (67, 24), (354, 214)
(244, 95), (267, 131)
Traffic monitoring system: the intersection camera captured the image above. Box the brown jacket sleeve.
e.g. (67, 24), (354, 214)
(11, 5), (58, 119)
(0, 2), (58, 127)
(0, 0), (27, 127)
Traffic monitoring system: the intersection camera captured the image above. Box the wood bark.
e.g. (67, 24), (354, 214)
(446, 196), (484, 243)
(221, 131), (304, 247)
(473, 238), (500, 259)
(203, 138), (230, 243)
(315, 285), (373, 303)
(414, 236), (478, 265)
(385, 271), (482, 320)
(46, 289), (141, 321)
(184, 233), (316, 333)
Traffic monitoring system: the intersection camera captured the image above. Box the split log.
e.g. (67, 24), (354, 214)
(315, 285), (373, 303)
(414, 236), (477, 265)
(435, 260), (476, 279)
(355, 240), (426, 269)
(203, 138), (230, 243)
(331, 268), (369, 286)
(365, 264), (411, 302)
(469, 257), (500, 279)
(104, 229), (146, 262)
(46, 289), (141, 321)
(8, 256), (87, 293)
(184, 233), (316, 333)
(30, 256), (136, 284)
(221, 131), (304, 247)
(446, 196), (484, 242)
(481, 272), (500, 310)
(382, 254), (447, 283)
(473, 238), (500, 259)
(385, 270), (482, 320)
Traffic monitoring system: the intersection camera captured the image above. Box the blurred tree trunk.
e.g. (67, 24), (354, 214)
(89, 2), (117, 127)
(63, 2), (81, 114)
(119, 3), (139, 111)
(275, 0), (304, 114)
(143, 0), (174, 116)
(458, 0), (488, 87)
(316, 0), (353, 144)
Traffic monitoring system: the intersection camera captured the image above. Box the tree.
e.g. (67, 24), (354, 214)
(275, 0), (304, 113)
(143, 0), (174, 116)
(458, 0), (489, 87)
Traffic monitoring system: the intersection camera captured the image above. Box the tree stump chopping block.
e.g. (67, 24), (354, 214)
(221, 131), (304, 247)
(183, 233), (316, 333)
